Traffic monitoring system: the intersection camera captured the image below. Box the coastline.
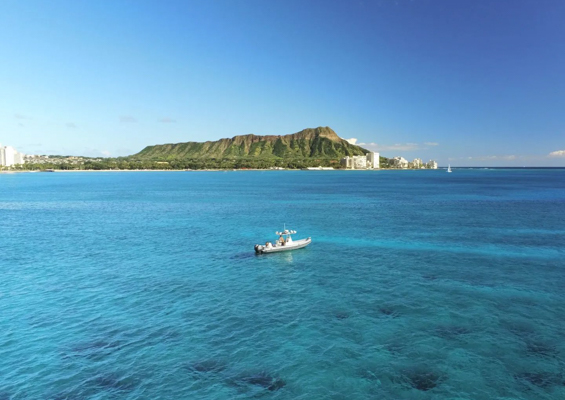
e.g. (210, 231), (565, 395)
(5, 167), (557, 174)
(1, 168), (399, 173)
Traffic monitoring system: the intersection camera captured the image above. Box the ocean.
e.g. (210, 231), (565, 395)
(1, 169), (564, 399)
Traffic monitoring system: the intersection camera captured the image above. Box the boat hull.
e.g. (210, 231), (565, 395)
(255, 238), (311, 254)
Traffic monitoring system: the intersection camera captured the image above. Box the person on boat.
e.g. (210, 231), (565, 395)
(279, 235), (284, 245)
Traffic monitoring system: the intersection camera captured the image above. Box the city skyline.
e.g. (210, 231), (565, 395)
(1, 0), (564, 166)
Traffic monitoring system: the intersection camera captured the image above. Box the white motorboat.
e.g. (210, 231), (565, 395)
(254, 228), (311, 254)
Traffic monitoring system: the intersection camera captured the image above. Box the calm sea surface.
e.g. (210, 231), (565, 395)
(1, 169), (564, 399)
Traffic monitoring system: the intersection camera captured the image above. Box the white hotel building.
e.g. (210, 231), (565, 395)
(340, 152), (380, 169)
(0, 144), (25, 167)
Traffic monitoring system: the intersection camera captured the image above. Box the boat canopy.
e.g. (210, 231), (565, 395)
(275, 230), (296, 235)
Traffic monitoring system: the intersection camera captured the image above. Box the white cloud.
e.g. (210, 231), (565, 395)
(424, 142), (439, 146)
(548, 150), (565, 158)
(345, 138), (357, 145)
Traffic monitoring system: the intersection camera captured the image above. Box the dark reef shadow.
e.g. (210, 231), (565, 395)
(334, 311), (350, 320)
(227, 371), (286, 392)
(378, 306), (400, 318)
(397, 366), (446, 392)
(525, 340), (559, 358)
(514, 371), (562, 389)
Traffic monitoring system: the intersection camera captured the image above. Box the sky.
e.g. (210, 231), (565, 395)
(1, 0), (564, 166)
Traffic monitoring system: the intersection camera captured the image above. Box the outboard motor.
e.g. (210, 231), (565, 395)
(254, 244), (264, 254)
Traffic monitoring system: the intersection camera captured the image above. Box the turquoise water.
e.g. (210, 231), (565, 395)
(1, 169), (564, 399)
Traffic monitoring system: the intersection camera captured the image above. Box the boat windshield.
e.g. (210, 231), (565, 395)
(275, 229), (296, 236)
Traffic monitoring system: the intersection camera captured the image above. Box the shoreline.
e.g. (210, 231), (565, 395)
(2, 167), (558, 174)
(1, 168), (429, 173)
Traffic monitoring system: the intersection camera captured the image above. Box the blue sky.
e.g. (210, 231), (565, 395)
(1, 0), (564, 166)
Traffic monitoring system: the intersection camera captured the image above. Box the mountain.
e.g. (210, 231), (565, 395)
(131, 127), (369, 160)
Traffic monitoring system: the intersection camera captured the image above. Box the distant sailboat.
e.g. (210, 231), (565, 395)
(447, 164), (452, 173)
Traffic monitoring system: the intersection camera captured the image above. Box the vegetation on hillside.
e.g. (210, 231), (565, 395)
(133, 127), (368, 160)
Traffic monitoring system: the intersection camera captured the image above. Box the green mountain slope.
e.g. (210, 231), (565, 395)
(132, 127), (369, 160)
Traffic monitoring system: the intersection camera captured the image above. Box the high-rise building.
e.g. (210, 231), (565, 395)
(352, 155), (367, 169)
(0, 144), (25, 167)
(4, 146), (15, 166)
(390, 156), (409, 169)
(366, 152), (380, 169)
(411, 158), (423, 169)
(340, 156), (354, 169)
(427, 160), (438, 169)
